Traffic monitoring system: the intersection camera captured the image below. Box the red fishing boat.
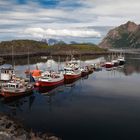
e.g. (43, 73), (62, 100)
(64, 67), (81, 80)
(105, 62), (114, 68)
(1, 80), (34, 98)
(64, 58), (81, 80)
(35, 71), (64, 87)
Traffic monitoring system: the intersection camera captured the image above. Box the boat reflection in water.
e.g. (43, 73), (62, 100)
(1, 94), (36, 116)
(36, 78), (81, 95)
(64, 78), (81, 85)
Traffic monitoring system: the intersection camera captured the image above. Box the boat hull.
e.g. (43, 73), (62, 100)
(1, 89), (33, 98)
(119, 60), (125, 65)
(105, 63), (113, 68)
(81, 71), (89, 77)
(64, 73), (81, 80)
(36, 79), (64, 87)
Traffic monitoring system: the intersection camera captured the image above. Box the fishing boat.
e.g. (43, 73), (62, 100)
(92, 63), (102, 71)
(112, 59), (119, 67)
(105, 62), (114, 68)
(64, 67), (81, 80)
(118, 56), (125, 65)
(64, 57), (81, 80)
(35, 71), (64, 87)
(87, 65), (94, 74)
(117, 50), (125, 66)
(81, 66), (89, 77)
(111, 53), (119, 67)
(0, 79), (34, 98)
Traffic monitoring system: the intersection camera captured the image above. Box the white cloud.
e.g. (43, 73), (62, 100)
(24, 27), (101, 38)
(0, 0), (140, 42)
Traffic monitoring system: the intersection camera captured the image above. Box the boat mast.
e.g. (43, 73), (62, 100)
(80, 54), (81, 68)
(58, 56), (60, 72)
(28, 46), (31, 83)
(28, 46), (30, 71)
(12, 45), (14, 68)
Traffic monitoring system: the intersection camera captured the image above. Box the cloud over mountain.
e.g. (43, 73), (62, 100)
(24, 28), (101, 38)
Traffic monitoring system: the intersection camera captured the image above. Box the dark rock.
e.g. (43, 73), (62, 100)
(0, 113), (61, 140)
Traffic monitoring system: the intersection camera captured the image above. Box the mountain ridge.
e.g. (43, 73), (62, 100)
(99, 21), (140, 48)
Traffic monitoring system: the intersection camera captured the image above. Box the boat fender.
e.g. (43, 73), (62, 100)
(35, 82), (40, 87)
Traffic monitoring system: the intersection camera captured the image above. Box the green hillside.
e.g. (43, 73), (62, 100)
(0, 40), (107, 55)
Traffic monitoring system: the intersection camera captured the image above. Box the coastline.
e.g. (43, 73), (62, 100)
(0, 51), (109, 59)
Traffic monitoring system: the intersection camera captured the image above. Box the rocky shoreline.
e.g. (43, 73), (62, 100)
(0, 113), (61, 140)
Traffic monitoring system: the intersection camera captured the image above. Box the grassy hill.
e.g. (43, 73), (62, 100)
(0, 40), (49, 54)
(0, 39), (107, 56)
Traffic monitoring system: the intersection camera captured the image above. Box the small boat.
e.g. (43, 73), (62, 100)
(92, 63), (102, 71)
(35, 71), (64, 87)
(105, 62), (114, 68)
(118, 56), (125, 65)
(117, 51), (125, 66)
(112, 59), (119, 67)
(1, 80), (34, 98)
(81, 66), (89, 77)
(87, 65), (94, 74)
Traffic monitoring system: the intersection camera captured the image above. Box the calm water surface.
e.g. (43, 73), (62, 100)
(0, 55), (140, 140)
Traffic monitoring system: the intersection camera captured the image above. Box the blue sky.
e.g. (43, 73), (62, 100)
(0, 0), (140, 44)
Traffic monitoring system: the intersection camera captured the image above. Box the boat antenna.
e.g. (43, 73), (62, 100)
(58, 56), (60, 72)
(80, 54), (81, 67)
(12, 45), (14, 68)
(28, 46), (30, 71)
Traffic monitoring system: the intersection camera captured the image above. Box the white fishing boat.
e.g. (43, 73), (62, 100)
(118, 56), (125, 65)
(1, 79), (34, 98)
(80, 66), (89, 77)
(118, 51), (125, 65)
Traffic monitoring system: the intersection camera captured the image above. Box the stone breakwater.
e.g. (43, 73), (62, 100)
(0, 113), (61, 140)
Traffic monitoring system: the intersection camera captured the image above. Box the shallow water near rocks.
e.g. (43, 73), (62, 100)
(0, 54), (140, 140)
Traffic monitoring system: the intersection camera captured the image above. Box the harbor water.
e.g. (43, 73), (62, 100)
(0, 54), (140, 140)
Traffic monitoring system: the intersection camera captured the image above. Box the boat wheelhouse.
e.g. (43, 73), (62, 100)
(0, 67), (14, 81)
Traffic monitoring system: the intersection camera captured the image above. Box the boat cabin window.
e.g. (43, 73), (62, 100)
(7, 84), (18, 88)
(3, 84), (8, 88)
(42, 77), (48, 79)
(65, 69), (72, 72)
(1, 69), (13, 74)
(9, 84), (14, 88)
